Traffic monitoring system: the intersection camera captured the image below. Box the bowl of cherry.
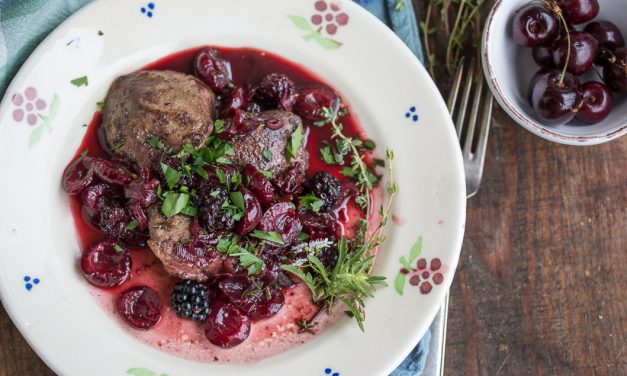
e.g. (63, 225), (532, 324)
(482, 0), (627, 145)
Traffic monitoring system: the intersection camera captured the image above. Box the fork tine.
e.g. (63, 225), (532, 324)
(454, 58), (475, 139)
(463, 69), (485, 158)
(447, 57), (466, 116)
(474, 89), (493, 169)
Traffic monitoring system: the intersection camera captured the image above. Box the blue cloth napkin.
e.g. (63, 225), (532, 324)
(0, 0), (430, 374)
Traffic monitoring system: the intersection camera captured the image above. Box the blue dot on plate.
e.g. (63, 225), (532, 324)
(410, 106), (416, 112)
(141, 7), (146, 13)
(24, 276), (31, 282)
(405, 112), (410, 118)
(412, 115), (419, 122)
(148, 2), (155, 9)
(147, 11), (153, 17)
(325, 369), (332, 374)
(25, 283), (33, 291)
(33, 278), (40, 284)
(333, 373), (339, 376)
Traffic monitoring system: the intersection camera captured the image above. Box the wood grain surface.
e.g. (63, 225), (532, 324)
(1, 1), (626, 375)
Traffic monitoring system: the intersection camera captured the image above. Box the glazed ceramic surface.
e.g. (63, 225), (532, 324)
(0, 0), (465, 375)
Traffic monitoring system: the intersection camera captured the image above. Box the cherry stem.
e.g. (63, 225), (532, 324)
(548, 1), (571, 86)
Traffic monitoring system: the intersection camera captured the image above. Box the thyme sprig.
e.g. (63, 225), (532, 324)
(282, 106), (398, 330)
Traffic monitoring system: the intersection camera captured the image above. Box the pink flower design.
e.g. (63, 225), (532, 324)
(407, 258), (444, 295)
(311, 1), (349, 35)
(12, 87), (47, 126)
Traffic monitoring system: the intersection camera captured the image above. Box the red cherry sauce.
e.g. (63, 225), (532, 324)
(69, 47), (382, 363)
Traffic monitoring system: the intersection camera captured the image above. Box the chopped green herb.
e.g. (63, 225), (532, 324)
(363, 139), (376, 150)
(214, 119), (225, 134)
(285, 124), (303, 161)
(70, 75), (89, 87)
(298, 232), (310, 241)
(250, 230), (285, 245)
(111, 141), (125, 151)
(179, 205), (198, 216)
(98, 30), (104, 36)
(80, 149), (89, 158)
(242, 286), (261, 298)
(96, 100), (105, 110)
(113, 243), (124, 253)
(299, 193), (324, 212)
(146, 137), (165, 150)
(125, 219), (139, 231)
(340, 167), (358, 177)
(215, 168), (227, 184)
(262, 147), (273, 162)
(161, 191), (190, 218)
(160, 163), (181, 190)
(229, 191), (245, 211)
(320, 146), (335, 164)
(258, 169), (273, 179)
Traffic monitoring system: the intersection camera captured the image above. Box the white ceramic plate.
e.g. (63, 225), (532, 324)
(0, 1), (465, 375)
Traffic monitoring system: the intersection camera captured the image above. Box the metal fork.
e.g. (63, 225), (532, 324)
(429, 58), (493, 376)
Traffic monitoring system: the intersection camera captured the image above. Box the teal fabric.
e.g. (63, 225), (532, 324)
(0, 0), (430, 374)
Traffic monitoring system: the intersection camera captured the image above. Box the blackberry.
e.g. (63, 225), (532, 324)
(308, 171), (341, 212)
(171, 280), (210, 321)
(196, 182), (235, 231)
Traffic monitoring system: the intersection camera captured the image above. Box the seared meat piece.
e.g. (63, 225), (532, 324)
(230, 110), (308, 175)
(147, 206), (222, 281)
(103, 70), (215, 168)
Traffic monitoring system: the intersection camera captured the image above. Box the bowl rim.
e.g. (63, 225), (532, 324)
(481, 0), (627, 146)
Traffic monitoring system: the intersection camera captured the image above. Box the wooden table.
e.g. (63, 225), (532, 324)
(2, 1), (626, 375)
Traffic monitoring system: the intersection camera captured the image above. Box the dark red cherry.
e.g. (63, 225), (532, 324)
(293, 88), (338, 121)
(81, 238), (131, 288)
(251, 73), (295, 111)
(532, 45), (556, 68)
(527, 68), (554, 104)
(575, 82), (613, 124)
(531, 70), (582, 125)
(259, 202), (301, 245)
(243, 164), (276, 207)
(90, 158), (135, 186)
(603, 48), (627, 94)
(220, 87), (248, 118)
(512, 4), (559, 47)
(556, 0), (599, 25)
(204, 302), (251, 348)
(233, 286), (284, 321)
(62, 155), (94, 195)
(552, 31), (598, 76)
(118, 286), (162, 330)
(194, 48), (232, 94)
(235, 189), (263, 235)
(584, 21), (625, 52)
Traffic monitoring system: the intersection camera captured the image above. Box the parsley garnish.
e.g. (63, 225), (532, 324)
(161, 191), (195, 218)
(258, 169), (273, 179)
(111, 141), (125, 151)
(113, 243), (124, 253)
(70, 75), (89, 87)
(262, 147), (273, 162)
(160, 163), (181, 190)
(285, 124), (303, 161)
(96, 100), (105, 110)
(80, 149), (89, 158)
(249, 230), (285, 245)
(216, 236), (265, 275)
(299, 193), (324, 212)
(229, 191), (245, 211)
(125, 219), (139, 230)
(214, 119), (226, 134)
(146, 136), (165, 150)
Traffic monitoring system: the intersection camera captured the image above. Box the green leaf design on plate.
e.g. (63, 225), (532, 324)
(394, 235), (424, 295)
(288, 15), (313, 32)
(28, 125), (44, 148)
(316, 37), (342, 50)
(408, 236), (422, 263)
(126, 368), (169, 376)
(394, 272), (406, 295)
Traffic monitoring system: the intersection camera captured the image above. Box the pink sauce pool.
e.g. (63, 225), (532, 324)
(70, 46), (383, 363)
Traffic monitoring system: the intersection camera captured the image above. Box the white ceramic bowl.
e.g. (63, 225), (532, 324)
(0, 0), (465, 375)
(482, 0), (627, 145)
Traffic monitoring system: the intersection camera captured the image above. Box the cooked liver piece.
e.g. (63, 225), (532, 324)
(231, 110), (309, 175)
(103, 70), (215, 168)
(147, 206), (222, 281)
